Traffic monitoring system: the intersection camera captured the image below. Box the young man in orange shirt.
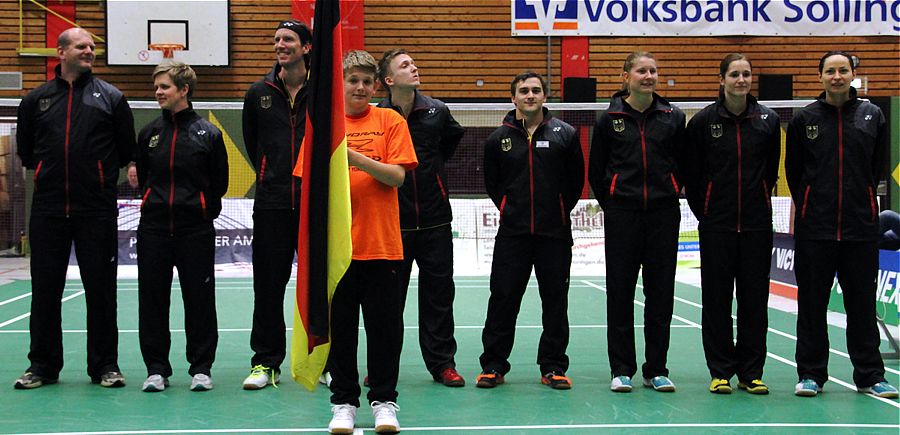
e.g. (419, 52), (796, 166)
(322, 50), (418, 434)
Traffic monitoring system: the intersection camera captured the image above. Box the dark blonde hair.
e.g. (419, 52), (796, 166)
(343, 50), (377, 77)
(623, 51), (655, 72)
(621, 51), (656, 91)
(152, 60), (197, 97)
(377, 48), (408, 88)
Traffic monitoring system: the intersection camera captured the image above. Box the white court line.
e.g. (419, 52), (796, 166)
(581, 279), (900, 407)
(0, 313), (30, 328)
(0, 324), (700, 334)
(0, 290), (84, 328)
(11, 422), (899, 435)
(0, 291), (31, 306)
(64, 284), (598, 290)
(579, 280), (701, 328)
(766, 351), (900, 409)
(670, 288), (900, 377)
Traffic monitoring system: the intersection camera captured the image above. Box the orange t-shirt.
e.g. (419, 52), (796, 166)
(294, 106), (417, 260)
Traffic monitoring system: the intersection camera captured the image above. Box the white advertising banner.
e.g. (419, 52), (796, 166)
(511, 0), (900, 36)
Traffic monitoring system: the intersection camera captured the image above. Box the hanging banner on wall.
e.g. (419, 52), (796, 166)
(512, 0), (900, 36)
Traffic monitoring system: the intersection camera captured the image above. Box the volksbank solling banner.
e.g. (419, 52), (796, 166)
(512, 0), (900, 36)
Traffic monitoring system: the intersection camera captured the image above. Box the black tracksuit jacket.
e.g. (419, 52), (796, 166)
(684, 94), (781, 232)
(16, 65), (136, 217)
(483, 108), (585, 242)
(242, 63), (306, 210)
(588, 91), (686, 211)
(785, 88), (887, 242)
(377, 90), (465, 229)
(136, 106), (229, 235)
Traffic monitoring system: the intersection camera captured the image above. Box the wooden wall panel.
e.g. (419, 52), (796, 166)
(0, 1), (896, 101)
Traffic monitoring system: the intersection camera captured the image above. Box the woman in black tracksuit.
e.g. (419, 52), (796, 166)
(785, 51), (896, 398)
(684, 53), (781, 395)
(588, 52), (686, 393)
(135, 61), (229, 392)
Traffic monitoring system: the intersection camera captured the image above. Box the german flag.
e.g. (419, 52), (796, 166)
(290, 0), (352, 391)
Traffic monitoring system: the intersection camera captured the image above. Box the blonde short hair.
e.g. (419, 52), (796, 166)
(153, 60), (197, 97)
(342, 50), (377, 77)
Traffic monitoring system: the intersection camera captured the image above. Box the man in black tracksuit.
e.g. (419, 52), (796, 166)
(376, 49), (466, 386)
(477, 72), (584, 390)
(684, 92), (781, 390)
(14, 28), (135, 389)
(240, 20), (311, 389)
(136, 62), (229, 388)
(786, 71), (891, 397)
(588, 84), (686, 390)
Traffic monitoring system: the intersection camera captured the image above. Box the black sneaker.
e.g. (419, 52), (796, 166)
(13, 372), (58, 390)
(475, 370), (504, 388)
(541, 371), (572, 390)
(92, 371), (126, 388)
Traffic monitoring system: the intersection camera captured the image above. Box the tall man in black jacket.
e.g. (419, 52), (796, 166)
(376, 49), (467, 387)
(241, 20), (311, 390)
(14, 27), (135, 389)
(477, 72), (584, 390)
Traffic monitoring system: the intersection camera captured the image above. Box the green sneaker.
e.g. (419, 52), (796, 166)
(243, 365), (279, 390)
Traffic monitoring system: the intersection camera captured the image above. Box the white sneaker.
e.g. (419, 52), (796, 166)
(190, 373), (214, 391)
(371, 401), (400, 433)
(328, 404), (357, 434)
(243, 365), (279, 390)
(319, 371), (333, 387)
(141, 374), (168, 392)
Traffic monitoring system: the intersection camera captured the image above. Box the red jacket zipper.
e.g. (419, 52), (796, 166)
(704, 181), (713, 216)
(64, 83), (73, 216)
(97, 160), (105, 188)
(867, 186), (876, 221)
(836, 107), (843, 241)
(412, 171), (421, 228)
(639, 121), (649, 210)
(736, 121), (743, 232)
(169, 114), (178, 235)
(200, 191), (208, 220)
(801, 185), (810, 219)
(436, 174), (447, 199)
(289, 105), (296, 210)
(259, 155), (267, 182)
(528, 133), (536, 234)
(141, 187), (151, 209)
(33, 160), (43, 191)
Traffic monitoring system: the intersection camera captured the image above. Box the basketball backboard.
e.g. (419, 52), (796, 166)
(106, 1), (229, 66)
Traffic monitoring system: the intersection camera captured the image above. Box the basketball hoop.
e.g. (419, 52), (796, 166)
(148, 43), (185, 59)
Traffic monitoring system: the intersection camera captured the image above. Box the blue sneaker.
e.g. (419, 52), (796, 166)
(795, 379), (821, 397)
(610, 375), (632, 392)
(858, 382), (899, 399)
(643, 376), (676, 392)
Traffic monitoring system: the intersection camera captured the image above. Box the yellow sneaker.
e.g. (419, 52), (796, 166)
(709, 378), (732, 394)
(739, 379), (769, 395)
